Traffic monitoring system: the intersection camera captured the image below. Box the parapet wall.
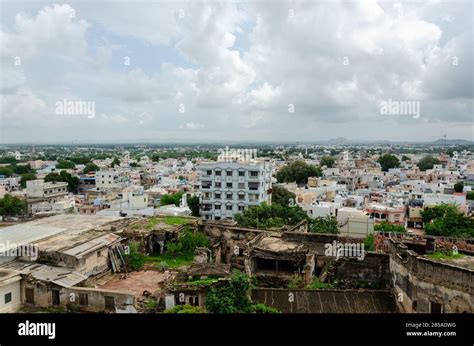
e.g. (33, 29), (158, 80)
(251, 288), (397, 313)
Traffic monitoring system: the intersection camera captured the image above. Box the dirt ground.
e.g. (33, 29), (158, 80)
(97, 270), (175, 297)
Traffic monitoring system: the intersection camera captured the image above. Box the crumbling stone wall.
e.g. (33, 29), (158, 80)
(389, 239), (474, 313)
(330, 253), (390, 287)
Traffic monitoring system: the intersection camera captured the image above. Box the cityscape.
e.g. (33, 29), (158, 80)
(0, 0), (472, 344)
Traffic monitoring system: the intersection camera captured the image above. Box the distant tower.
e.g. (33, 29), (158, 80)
(444, 133), (447, 147)
(32, 144), (35, 153)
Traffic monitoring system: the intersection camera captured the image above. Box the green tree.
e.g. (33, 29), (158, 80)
(111, 158), (121, 168)
(187, 195), (200, 217)
(467, 191), (474, 200)
(271, 185), (296, 207)
(309, 216), (339, 234)
(56, 160), (76, 169)
(364, 234), (375, 252)
(320, 156), (336, 168)
(454, 182), (464, 193)
(20, 173), (37, 188)
(378, 154), (400, 172)
(0, 194), (27, 216)
(417, 156), (440, 171)
(83, 163), (100, 174)
(276, 161), (322, 185)
(0, 167), (14, 177)
(205, 270), (252, 314)
(401, 155), (411, 162)
(44, 171), (79, 193)
(234, 202), (308, 229)
(68, 156), (91, 165)
(151, 154), (160, 162)
(374, 221), (406, 233)
(421, 204), (474, 238)
(160, 192), (183, 206)
(13, 164), (34, 175)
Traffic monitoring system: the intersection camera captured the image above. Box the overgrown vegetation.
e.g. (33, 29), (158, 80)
(164, 304), (204, 313)
(0, 194), (27, 217)
(205, 270), (252, 313)
(417, 155), (440, 171)
(234, 202), (308, 229)
(251, 304), (281, 313)
(377, 154), (400, 172)
(421, 204), (474, 238)
(364, 234), (375, 252)
(309, 216), (339, 234)
(276, 160), (322, 185)
(426, 250), (465, 261)
(374, 221), (406, 233)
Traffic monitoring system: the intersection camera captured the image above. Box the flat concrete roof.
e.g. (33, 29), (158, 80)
(0, 214), (121, 253)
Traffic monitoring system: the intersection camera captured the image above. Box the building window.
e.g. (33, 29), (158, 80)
(104, 296), (115, 309)
(238, 183), (245, 189)
(215, 182), (221, 188)
(238, 171), (245, 177)
(214, 204), (221, 210)
(79, 293), (89, 306)
(250, 171), (258, 177)
(4, 292), (12, 304)
(226, 193), (233, 199)
(206, 170), (212, 175)
(215, 193), (221, 199)
(238, 205), (245, 211)
(238, 194), (245, 200)
(226, 205), (233, 211)
(215, 171), (221, 176)
(97, 251), (101, 258)
(226, 170), (233, 177)
(226, 182), (233, 188)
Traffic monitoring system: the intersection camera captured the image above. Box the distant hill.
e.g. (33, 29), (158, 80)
(430, 139), (473, 145)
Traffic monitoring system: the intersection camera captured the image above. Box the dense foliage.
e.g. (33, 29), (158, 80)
(276, 160), (322, 185)
(271, 185), (296, 207)
(0, 194), (27, 216)
(417, 156), (440, 171)
(309, 216), (339, 234)
(234, 202), (308, 229)
(44, 171), (80, 193)
(164, 305), (204, 314)
(205, 270), (252, 314)
(160, 192), (184, 206)
(186, 194), (200, 217)
(374, 221), (406, 233)
(377, 154), (400, 172)
(421, 204), (474, 238)
(82, 163), (100, 174)
(320, 156), (336, 168)
(165, 229), (210, 259)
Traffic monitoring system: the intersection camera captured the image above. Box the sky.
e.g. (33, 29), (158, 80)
(0, 0), (473, 144)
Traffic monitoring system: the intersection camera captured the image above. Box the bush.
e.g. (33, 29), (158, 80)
(125, 242), (145, 271)
(364, 234), (375, 252)
(205, 270), (252, 314)
(164, 304), (204, 314)
(251, 304), (281, 314)
(374, 221), (405, 233)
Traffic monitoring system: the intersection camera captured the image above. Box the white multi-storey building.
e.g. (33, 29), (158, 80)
(198, 160), (272, 221)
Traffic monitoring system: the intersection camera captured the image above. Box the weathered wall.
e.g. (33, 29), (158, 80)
(251, 288), (397, 313)
(331, 253), (390, 286)
(21, 281), (134, 312)
(389, 240), (474, 313)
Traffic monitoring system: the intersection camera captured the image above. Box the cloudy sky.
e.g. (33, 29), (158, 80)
(0, 0), (472, 144)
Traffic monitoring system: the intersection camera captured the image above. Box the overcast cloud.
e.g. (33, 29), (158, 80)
(0, 0), (472, 143)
